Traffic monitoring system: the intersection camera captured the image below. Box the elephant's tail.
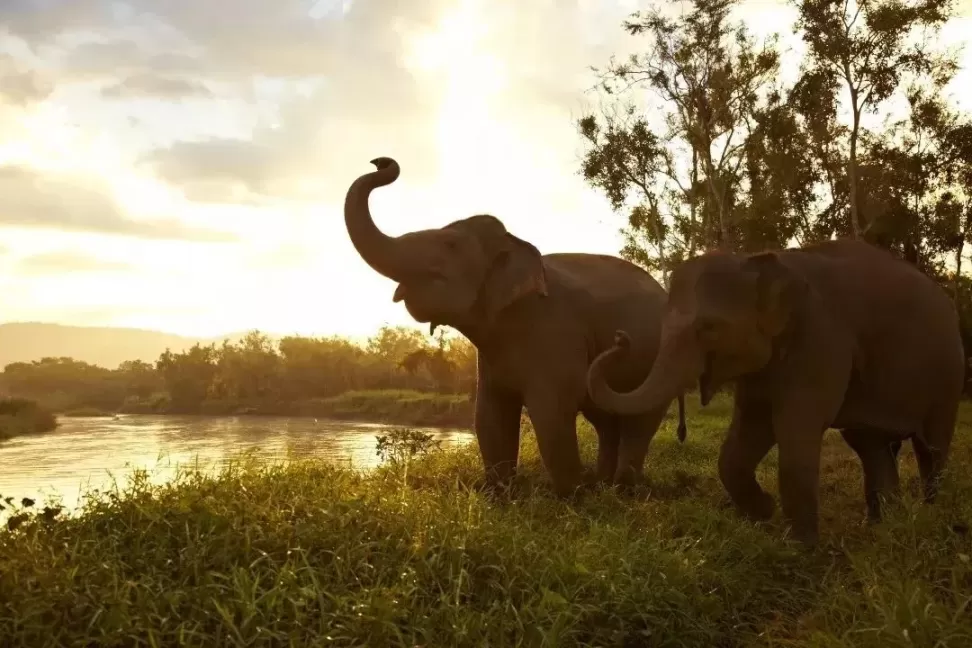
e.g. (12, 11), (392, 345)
(676, 392), (687, 443)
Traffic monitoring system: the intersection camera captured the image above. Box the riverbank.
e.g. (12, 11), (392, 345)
(2, 396), (970, 646)
(55, 389), (475, 427)
(0, 398), (58, 441)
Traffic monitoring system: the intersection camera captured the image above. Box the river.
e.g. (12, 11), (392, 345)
(0, 414), (473, 520)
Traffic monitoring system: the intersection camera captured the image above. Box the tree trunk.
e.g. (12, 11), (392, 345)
(847, 103), (862, 239)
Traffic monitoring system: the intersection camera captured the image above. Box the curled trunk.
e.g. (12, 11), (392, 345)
(587, 327), (703, 416)
(344, 157), (409, 280)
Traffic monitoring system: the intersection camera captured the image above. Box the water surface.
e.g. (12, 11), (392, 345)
(0, 414), (473, 518)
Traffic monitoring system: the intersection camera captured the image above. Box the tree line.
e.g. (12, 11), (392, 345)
(0, 327), (478, 415)
(579, 0), (972, 361)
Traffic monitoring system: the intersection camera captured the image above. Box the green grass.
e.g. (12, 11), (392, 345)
(1, 394), (971, 646)
(0, 397), (58, 442)
(294, 389), (473, 427)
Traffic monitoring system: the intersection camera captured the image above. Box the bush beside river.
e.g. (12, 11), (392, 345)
(0, 398), (58, 442)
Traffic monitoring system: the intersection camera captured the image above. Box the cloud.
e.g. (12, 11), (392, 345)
(0, 164), (236, 241)
(15, 250), (133, 275)
(60, 41), (204, 84)
(0, 0), (627, 206)
(0, 54), (53, 106)
(100, 72), (211, 99)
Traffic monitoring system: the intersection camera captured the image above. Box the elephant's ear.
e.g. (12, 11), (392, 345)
(742, 251), (807, 337)
(479, 233), (548, 322)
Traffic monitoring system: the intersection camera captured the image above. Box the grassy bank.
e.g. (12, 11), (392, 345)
(293, 389), (473, 427)
(0, 397), (58, 441)
(1, 396), (971, 646)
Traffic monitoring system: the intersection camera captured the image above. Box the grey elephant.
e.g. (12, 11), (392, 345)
(586, 239), (964, 544)
(344, 157), (687, 495)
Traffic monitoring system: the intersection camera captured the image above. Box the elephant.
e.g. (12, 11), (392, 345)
(586, 239), (964, 544)
(344, 157), (687, 496)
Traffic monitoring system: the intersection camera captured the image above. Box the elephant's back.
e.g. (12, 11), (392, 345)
(542, 253), (667, 302)
(792, 240), (965, 419)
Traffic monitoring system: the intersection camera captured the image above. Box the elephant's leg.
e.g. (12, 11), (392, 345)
(582, 411), (621, 485)
(914, 404), (957, 504)
(614, 406), (668, 488)
(524, 388), (584, 498)
(772, 399), (829, 546)
(718, 401), (776, 522)
(474, 377), (524, 490)
(840, 428), (902, 522)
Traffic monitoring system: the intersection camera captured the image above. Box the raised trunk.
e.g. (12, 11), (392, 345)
(343, 157), (409, 280)
(587, 327), (704, 416)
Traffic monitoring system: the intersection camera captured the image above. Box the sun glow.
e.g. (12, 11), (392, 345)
(404, 0), (515, 208)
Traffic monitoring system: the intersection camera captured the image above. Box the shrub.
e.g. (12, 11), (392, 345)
(0, 397), (58, 441)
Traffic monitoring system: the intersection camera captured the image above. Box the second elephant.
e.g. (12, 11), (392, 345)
(586, 239), (964, 544)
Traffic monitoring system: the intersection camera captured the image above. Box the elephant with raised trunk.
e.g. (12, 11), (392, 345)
(587, 239), (964, 544)
(344, 157), (686, 495)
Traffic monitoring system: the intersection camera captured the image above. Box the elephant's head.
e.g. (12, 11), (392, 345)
(344, 157), (548, 334)
(587, 250), (808, 414)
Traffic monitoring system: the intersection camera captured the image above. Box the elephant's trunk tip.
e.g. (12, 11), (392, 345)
(613, 329), (632, 350)
(369, 157), (399, 173)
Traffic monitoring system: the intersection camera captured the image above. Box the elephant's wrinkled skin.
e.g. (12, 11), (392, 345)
(344, 157), (686, 495)
(587, 239), (964, 544)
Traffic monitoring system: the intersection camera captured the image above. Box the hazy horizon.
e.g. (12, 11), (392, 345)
(2, 0), (971, 338)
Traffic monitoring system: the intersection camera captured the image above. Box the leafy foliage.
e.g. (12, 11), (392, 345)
(579, 0), (972, 372)
(0, 326), (478, 417)
(0, 397), (58, 441)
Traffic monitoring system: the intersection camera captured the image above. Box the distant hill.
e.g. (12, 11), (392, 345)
(0, 322), (253, 369)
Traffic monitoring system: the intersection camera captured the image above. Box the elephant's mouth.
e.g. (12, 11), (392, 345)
(392, 283), (440, 334)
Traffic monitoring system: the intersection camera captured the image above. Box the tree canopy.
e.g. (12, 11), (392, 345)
(579, 0), (970, 288)
(0, 327), (478, 415)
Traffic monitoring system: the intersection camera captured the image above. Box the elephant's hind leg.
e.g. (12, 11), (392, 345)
(582, 410), (622, 485)
(839, 427), (902, 522)
(914, 403), (958, 504)
(614, 407), (668, 488)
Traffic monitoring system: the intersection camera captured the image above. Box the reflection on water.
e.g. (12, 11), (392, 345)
(0, 414), (473, 519)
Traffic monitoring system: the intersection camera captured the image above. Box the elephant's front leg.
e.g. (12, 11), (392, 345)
(524, 387), (584, 498)
(718, 397), (776, 522)
(772, 394), (831, 546)
(474, 375), (524, 491)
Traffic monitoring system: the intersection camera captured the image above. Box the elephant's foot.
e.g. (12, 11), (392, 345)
(787, 522), (820, 548)
(477, 475), (518, 501)
(583, 467), (613, 489)
(545, 470), (585, 501)
(734, 490), (775, 523)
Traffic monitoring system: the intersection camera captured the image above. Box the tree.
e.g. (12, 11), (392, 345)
(156, 344), (218, 411)
(579, 0), (782, 280)
(794, 0), (957, 238)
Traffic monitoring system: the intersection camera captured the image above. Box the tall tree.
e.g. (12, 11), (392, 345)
(578, 0), (781, 280)
(794, 0), (957, 238)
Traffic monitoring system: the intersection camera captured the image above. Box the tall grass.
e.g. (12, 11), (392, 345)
(0, 394), (970, 646)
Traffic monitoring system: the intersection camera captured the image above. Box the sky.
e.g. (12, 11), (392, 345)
(0, 0), (970, 339)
